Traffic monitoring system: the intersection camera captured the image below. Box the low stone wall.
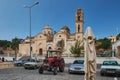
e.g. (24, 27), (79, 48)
(0, 62), (14, 69)
(63, 57), (120, 64)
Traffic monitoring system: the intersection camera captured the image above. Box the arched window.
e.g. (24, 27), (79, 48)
(59, 35), (61, 37)
(38, 43), (41, 46)
(48, 47), (52, 50)
(48, 31), (50, 34)
(78, 25), (80, 32)
(78, 16), (80, 21)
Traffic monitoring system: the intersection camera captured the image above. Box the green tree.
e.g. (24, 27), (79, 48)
(69, 40), (83, 57)
(96, 38), (111, 50)
(11, 37), (22, 60)
(0, 40), (11, 49)
(11, 38), (21, 50)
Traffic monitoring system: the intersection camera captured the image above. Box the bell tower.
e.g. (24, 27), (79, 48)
(75, 8), (84, 41)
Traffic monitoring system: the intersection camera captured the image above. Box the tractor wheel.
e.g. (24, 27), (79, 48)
(59, 60), (65, 72)
(53, 67), (57, 75)
(38, 66), (44, 74)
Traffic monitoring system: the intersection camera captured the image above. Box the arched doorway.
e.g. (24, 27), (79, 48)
(39, 48), (43, 55)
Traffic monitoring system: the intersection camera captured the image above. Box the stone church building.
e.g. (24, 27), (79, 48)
(19, 8), (84, 57)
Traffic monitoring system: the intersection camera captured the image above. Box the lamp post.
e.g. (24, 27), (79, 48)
(24, 2), (39, 59)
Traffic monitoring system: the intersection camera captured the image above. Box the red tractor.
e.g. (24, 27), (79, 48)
(38, 50), (65, 75)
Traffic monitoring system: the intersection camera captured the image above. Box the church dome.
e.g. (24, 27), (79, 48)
(61, 25), (70, 33)
(42, 24), (53, 35)
(61, 25), (69, 29)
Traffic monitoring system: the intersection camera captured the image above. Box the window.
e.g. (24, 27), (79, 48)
(48, 47), (52, 50)
(78, 16), (80, 21)
(78, 25), (80, 32)
(103, 61), (118, 65)
(38, 43), (41, 46)
(48, 31), (50, 34)
(73, 60), (84, 64)
(59, 35), (61, 37)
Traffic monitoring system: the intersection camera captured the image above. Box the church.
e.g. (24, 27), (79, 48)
(19, 8), (84, 57)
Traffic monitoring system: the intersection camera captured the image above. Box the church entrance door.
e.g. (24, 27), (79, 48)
(39, 48), (43, 55)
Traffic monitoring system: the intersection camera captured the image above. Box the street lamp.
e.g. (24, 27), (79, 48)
(24, 2), (39, 59)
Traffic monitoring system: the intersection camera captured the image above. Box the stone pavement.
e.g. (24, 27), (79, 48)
(0, 67), (119, 80)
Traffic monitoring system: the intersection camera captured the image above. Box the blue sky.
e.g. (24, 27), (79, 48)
(0, 0), (120, 41)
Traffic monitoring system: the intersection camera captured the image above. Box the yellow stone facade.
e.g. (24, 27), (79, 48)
(19, 8), (84, 57)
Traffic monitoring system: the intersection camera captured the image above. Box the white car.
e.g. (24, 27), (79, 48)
(24, 59), (43, 69)
(100, 60), (120, 76)
(24, 59), (37, 69)
(24, 62), (38, 69)
(68, 60), (84, 74)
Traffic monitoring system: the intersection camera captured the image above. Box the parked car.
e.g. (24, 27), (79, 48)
(68, 60), (84, 74)
(100, 60), (120, 76)
(14, 58), (35, 66)
(24, 59), (38, 69)
(37, 59), (44, 62)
